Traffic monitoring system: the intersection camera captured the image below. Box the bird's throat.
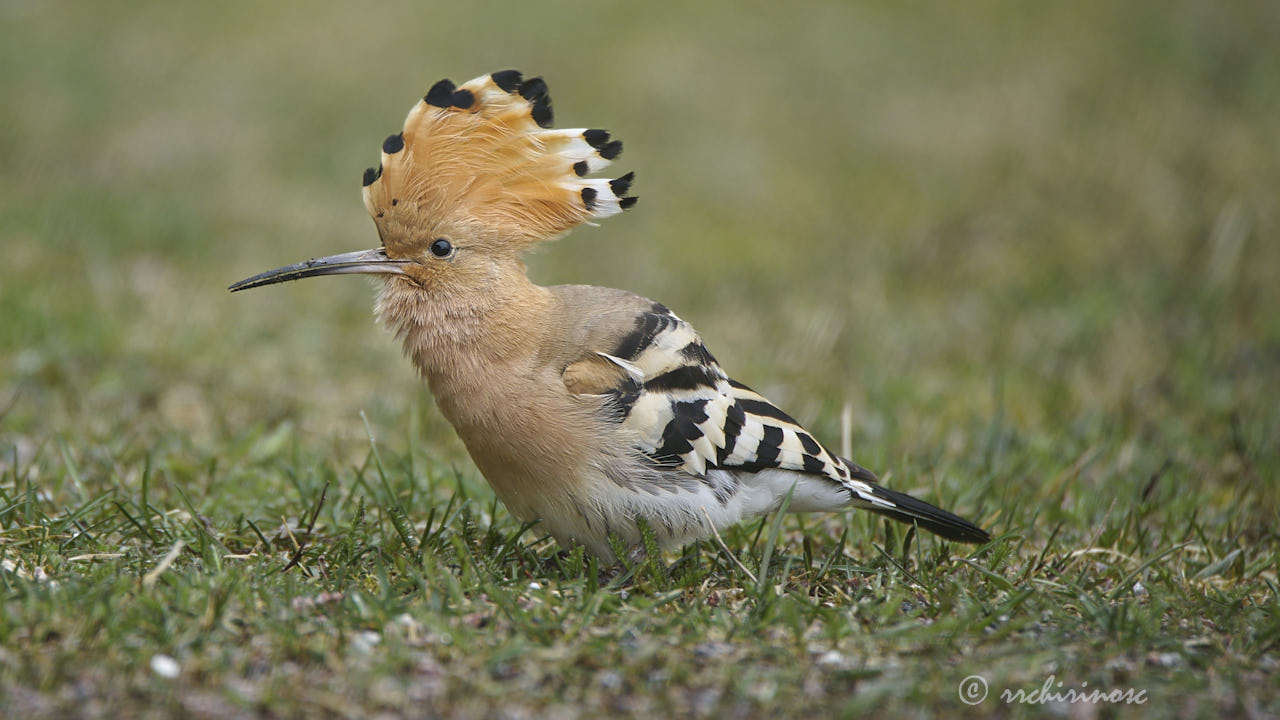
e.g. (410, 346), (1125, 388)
(375, 270), (552, 383)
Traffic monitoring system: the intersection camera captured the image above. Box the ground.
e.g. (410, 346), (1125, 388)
(1, 1), (1278, 717)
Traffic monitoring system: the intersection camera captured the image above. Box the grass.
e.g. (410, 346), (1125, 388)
(2, 1), (1278, 717)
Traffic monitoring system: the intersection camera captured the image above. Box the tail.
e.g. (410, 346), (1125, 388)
(860, 483), (991, 543)
(842, 459), (990, 544)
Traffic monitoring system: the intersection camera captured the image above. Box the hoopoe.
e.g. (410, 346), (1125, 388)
(231, 70), (990, 561)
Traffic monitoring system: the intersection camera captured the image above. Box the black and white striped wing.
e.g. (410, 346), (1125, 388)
(587, 306), (878, 491)
(564, 304), (991, 544)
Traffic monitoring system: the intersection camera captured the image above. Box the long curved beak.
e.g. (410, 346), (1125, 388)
(228, 248), (409, 292)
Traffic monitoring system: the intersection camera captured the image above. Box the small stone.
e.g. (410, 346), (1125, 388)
(351, 631), (382, 654)
(151, 654), (180, 679)
(817, 650), (845, 668)
(599, 670), (623, 690)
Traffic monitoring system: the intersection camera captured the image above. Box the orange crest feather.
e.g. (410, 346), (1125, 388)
(361, 70), (636, 255)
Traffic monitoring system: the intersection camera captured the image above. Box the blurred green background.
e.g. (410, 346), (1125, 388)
(3, 1), (1279, 715)
(3, 0), (1278, 533)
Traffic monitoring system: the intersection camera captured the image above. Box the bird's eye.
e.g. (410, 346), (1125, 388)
(429, 238), (454, 258)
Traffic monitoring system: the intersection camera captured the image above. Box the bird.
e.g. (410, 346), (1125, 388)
(230, 70), (990, 561)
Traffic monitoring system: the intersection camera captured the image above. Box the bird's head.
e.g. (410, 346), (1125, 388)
(229, 70), (635, 296)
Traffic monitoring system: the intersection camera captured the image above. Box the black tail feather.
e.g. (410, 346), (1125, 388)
(860, 483), (990, 544)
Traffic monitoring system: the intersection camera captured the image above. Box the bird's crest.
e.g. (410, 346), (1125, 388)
(362, 70), (635, 255)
